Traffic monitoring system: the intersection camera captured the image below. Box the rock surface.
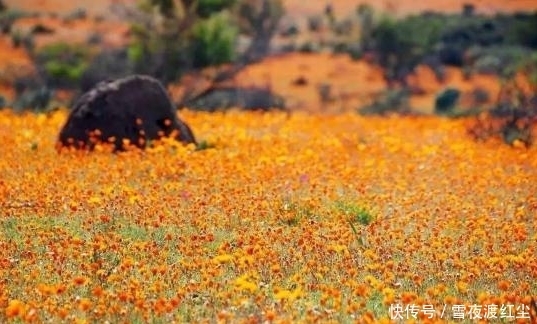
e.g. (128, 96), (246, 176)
(58, 75), (196, 151)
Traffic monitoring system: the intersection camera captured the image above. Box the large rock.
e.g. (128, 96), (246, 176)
(58, 75), (196, 151)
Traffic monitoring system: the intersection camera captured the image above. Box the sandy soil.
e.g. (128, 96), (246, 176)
(233, 52), (387, 113)
(3, 0), (136, 18)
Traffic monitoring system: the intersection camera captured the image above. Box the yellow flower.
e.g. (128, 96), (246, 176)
(274, 287), (303, 302)
(88, 196), (102, 204)
(213, 254), (234, 264)
(234, 274), (257, 293)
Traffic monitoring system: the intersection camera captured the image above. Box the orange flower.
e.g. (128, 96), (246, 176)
(402, 291), (417, 304)
(2, 108), (537, 322)
(73, 276), (88, 286)
(497, 280), (510, 291)
(456, 281), (468, 294)
(78, 298), (92, 311)
(444, 295), (457, 304)
(5, 299), (25, 318)
(92, 286), (104, 297)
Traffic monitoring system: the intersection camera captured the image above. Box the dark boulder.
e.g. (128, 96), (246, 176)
(58, 75), (196, 151)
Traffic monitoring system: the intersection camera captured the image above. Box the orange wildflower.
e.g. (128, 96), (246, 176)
(73, 276), (89, 286)
(5, 299), (25, 318)
(497, 280), (510, 291)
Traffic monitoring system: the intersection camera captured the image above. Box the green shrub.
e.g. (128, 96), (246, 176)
(359, 88), (411, 116)
(126, 41), (145, 64)
(504, 12), (537, 48)
(435, 88), (460, 114)
(369, 13), (446, 81)
(119, 0), (283, 83)
(190, 11), (237, 67)
(469, 56), (537, 146)
(356, 4), (375, 47)
(36, 43), (90, 88)
(307, 15), (323, 32)
(235, 0), (283, 63)
(44, 60), (87, 81)
(336, 201), (374, 226)
(197, 0), (236, 18)
(12, 86), (53, 112)
(364, 11), (537, 83)
(0, 9), (28, 34)
(195, 140), (216, 151)
(146, 0), (180, 17)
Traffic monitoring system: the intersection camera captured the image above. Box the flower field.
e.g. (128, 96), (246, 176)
(0, 109), (536, 323)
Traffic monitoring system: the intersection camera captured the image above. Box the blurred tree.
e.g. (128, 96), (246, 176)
(190, 11), (237, 67)
(356, 4), (375, 51)
(236, 0), (284, 64)
(370, 14), (445, 84)
(469, 55), (537, 146)
(114, 0), (283, 83)
(197, 0), (237, 18)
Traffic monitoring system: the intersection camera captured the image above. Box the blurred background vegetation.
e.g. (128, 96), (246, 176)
(0, 0), (536, 144)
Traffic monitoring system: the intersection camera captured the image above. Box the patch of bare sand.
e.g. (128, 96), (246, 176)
(12, 16), (130, 48)
(407, 65), (502, 114)
(3, 0), (136, 18)
(233, 52), (387, 113)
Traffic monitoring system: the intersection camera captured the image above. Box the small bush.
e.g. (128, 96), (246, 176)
(359, 88), (411, 116)
(368, 13), (447, 82)
(12, 86), (53, 112)
(279, 21), (299, 37)
(336, 201), (374, 226)
(469, 58), (537, 146)
(197, 0), (236, 18)
(183, 86), (285, 111)
(64, 7), (87, 21)
(472, 87), (490, 105)
(333, 42), (362, 60)
(298, 41), (320, 53)
(195, 140), (216, 151)
(1, 9), (27, 34)
(435, 88), (461, 115)
(35, 43), (91, 88)
(190, 11), (238, 68)
(278, 200), (316, 226)
(469, 45), (531, 76)
(317, 83), (332, 103)
(307, 15), (324, 32)
(362, 10), (537, 83)
(505, 12), (537, 48)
